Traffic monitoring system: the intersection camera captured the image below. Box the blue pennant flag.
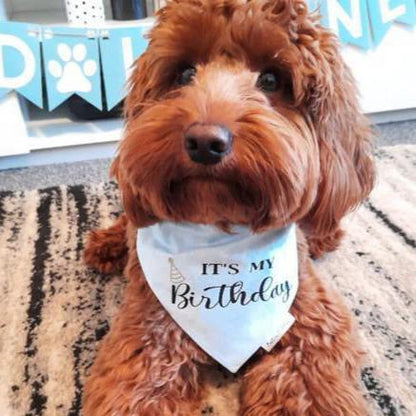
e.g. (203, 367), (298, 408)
(320, 0), (372, 50)
(368, 0), (416, 46)
(0, 22), (43, 107)
(99, 24), (150, 110)
(42, 27), (102, 111)
(1, 2), (415, 112)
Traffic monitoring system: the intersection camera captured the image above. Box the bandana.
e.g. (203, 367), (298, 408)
(136, 222), (298, 373)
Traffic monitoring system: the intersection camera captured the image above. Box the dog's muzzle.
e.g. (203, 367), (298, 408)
(184, 123), (232, 165)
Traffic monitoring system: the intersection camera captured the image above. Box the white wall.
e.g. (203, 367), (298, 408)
(343, 25), (416, 114)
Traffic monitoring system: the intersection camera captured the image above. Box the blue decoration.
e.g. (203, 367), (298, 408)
(320, 0), (372, 49)
(0, 3), (415, 111)
(42, 27), (102, 111)
(368, 0), (416, 45)
(0, 22), (43, 107)
(99, 25), (149, 110)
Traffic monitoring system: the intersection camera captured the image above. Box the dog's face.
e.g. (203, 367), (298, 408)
(113, 0), (374, 234)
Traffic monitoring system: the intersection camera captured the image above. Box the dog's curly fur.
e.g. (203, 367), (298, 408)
(82, 0), (375, 414)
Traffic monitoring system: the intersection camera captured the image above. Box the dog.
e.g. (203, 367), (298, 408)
(82, 0), (375, 414)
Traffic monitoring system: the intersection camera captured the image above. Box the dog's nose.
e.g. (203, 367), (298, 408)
(184, 124), (232, 165)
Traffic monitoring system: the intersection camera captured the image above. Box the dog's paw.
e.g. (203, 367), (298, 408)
(142, 398), (200, 416)
(83, 217), (128, 274)
(83, 380), (201, 416)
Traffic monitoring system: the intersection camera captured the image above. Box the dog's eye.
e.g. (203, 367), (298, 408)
(257, 71), (280, 92)
(176, 66), (196, 86)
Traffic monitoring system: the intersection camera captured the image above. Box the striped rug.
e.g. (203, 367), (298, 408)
(0, 145), (415, 416)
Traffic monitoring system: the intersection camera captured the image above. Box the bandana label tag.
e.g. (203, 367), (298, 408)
(262, 312), (295, 352)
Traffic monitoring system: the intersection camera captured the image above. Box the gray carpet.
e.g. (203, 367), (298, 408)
(0, 145), (415, 415)
(0, 158), (112, 192)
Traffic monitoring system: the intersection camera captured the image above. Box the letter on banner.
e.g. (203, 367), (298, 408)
(368, 0), (416, 45)
(42, 27), (102, 111)
(99, 25), (150, 110)
(122, 37), (134, 81)
(0, 35), (35, 88)
(0, 22), (42, 107)
(380, 0), (406, 22)
(320, 0), (372, 50)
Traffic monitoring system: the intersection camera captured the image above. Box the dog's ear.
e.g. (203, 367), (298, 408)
(124, 28), (174, 121)
(280, 0), (375, 245)
(124, 51), (154, 121)
(112, 49), (161, 228)
(110, 156), (156, 228)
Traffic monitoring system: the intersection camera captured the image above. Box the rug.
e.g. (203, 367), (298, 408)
(0, 145), (415, 416)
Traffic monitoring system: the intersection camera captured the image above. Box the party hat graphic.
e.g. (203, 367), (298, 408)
(169, 257), (185, 284)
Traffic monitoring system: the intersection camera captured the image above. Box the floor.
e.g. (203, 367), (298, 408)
(1, 144), (415, 416)
(1, 120), (415, 192)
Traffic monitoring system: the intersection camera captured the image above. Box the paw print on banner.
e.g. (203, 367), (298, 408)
(48, 43), (97, 94)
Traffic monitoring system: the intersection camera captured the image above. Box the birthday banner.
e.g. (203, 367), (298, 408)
(0, 23), (150, 110)
(0, 0), (416, 110)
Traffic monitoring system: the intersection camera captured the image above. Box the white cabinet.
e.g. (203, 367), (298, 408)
(0, 0), (153, 168)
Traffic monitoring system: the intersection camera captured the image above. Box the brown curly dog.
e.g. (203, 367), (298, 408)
(82, 0), (375, 414)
